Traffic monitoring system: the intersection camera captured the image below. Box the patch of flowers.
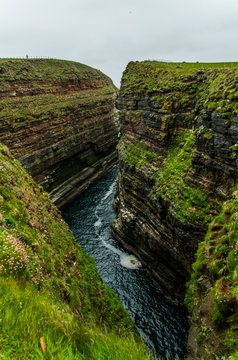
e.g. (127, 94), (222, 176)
(215, 291), (231, 304)
(0, 213), (44, 286)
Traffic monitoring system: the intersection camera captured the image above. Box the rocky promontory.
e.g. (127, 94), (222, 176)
(0, 59), (118, 207)
(112, 61), (238, 359)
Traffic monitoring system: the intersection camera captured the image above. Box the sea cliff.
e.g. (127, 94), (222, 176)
(112, 61), (238, 359)
(0, 59), (118, 207)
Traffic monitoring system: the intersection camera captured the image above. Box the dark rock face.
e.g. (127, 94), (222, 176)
(0, 59), (118, 207)
(112, 163), (204, 297)
(112, 61), (238, 358)
(192, 111), (238, 186)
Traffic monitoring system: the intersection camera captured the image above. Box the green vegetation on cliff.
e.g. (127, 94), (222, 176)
(0, 59), (115, 128)
(119, 130), (215, 226)
(0, 144), (151, 359)
(116, 60), (238, 359)
(185, 196), (238, 358)
(0, 86), (114, 132)
(121, 60), (238, 121)
(0, 58), (118, 208)
(0, 58), (113, 84)
(155, 130), (215, 225)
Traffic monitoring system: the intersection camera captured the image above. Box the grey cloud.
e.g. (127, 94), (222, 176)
(1, 0), (238, 86)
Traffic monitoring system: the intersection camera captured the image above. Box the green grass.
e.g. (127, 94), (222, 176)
(155, 130), (217, 225)
(146, 60), (238, 69)
(0, 87), (114, 124)
(120, 130), (216, 225)
(185, 196), (238, 320)
(121, 61), (203, 97)
(120, 60), (238, 120)
(0, 58), (113, 84)
(184, 196), (238, 357)
(0, 143), (134, 329)
(120, 140), (158, 170)
(0, 277), (152, 360)
(0, 143), (155, 359)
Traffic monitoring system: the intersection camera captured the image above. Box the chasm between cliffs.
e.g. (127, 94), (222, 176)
(1, 59), (237, 359)
(63, 166), (189, 360)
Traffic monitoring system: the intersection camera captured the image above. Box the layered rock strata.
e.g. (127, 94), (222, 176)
(0, 59), (118, 207)
(112, 61), (238, 358)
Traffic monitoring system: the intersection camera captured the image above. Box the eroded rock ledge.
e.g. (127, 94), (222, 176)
(0, 59), (118, 207)
(112, 61), (238, 358)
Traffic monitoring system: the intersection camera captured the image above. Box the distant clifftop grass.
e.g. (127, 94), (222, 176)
(0, 144), (151, 359)
(121, 60), (238, 118)
(0, 58), (113, 84)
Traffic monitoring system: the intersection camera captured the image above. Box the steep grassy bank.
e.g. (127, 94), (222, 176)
(0, 143), (151, 359)
(185, 197), (238, 359)
(112, 61), (238, 359)
(0, 59), (118, 208)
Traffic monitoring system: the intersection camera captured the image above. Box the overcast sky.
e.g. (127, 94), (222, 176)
(1, 0), (238, 86)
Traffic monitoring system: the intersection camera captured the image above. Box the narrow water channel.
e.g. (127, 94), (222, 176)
(63, 166), (189, 360)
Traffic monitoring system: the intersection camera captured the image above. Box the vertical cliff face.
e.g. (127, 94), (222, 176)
(112, 61), (238, 358)
(0, 59), (118, 207)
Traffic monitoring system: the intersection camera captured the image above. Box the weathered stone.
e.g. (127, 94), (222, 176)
(0, 59), (118, 207)
(113, 61), (238, 358)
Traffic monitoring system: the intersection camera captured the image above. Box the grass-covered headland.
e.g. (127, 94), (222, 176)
(0, 143), (152, 359)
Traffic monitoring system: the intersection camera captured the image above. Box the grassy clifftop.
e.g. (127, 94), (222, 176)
(0, 144), (151, 359)
(121, 60), (238, 118)
(0, 58), (113, 84)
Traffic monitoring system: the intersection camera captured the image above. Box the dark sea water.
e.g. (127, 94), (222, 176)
(63, 166), (189, 360)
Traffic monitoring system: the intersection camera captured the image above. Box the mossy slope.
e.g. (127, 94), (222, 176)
(0, 143), (151, 359)
(185, 196), (238, 359)
(0, 58), (113, 86)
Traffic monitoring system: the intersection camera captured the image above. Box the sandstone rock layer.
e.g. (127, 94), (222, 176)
(112, 61), (238, 358)
(0, 59), (118, 207)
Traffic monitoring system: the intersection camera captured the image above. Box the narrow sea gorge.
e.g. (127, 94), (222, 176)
(63, 166), (189, 360)
(1, 59), (237, 359)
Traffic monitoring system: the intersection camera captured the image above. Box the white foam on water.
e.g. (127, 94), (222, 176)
(94, 219), (102, 227)
(120, 254), (142, 270)
(102, 240), (142, 270)
(94, 182), (116, 236)
(102, 181), (116, 201)
(102, 239), (122, 256)
(94, 173), (141, 270)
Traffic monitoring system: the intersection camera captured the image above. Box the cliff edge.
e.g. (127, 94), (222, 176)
(112, 61), (238, 359)
(0, 58), (118, 207)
